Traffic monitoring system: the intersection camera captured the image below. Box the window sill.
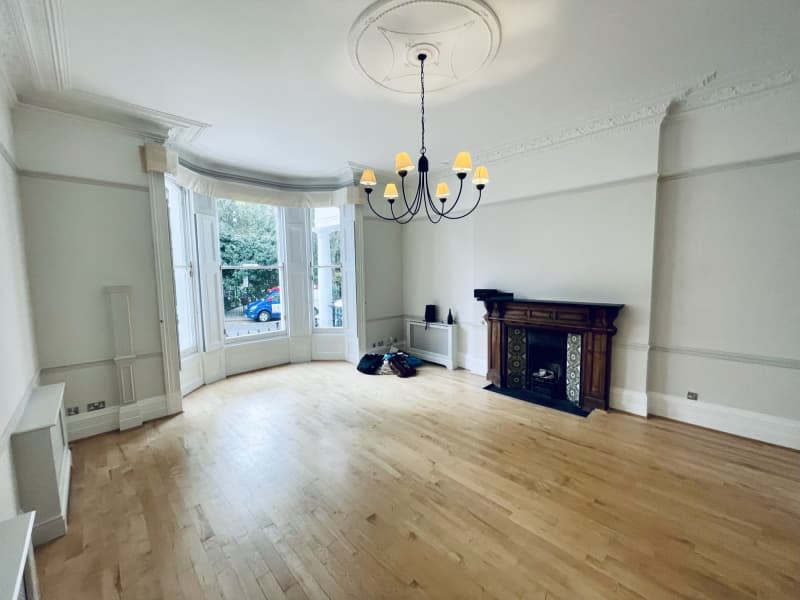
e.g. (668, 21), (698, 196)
(224, 331), (288, 347)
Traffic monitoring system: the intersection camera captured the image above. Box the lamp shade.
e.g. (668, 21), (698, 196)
(359, 168), (377, 187)
(395, 152), (415, 173)
(435, 182), (450, 198)
(383, 183), (399, 199)
(472, 166), (490, 185)
(452, 151), (473, 173)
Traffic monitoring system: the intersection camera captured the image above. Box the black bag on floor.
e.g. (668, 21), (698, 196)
(357, 353), (384, 375)
(389, 354), (417, 378)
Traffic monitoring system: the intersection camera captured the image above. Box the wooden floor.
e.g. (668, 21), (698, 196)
(36, 362), (800, 600)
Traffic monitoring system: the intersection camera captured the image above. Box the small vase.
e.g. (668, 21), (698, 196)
(447, 309), (454, 325)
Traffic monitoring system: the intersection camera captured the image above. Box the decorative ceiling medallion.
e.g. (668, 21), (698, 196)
(348, 0), (501, 93)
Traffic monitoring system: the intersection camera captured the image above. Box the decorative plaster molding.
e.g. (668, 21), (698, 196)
(0, 0), (69, 94)
(348, 0), (501, 93)
(474, 64), (799, 166)
(474, 100), (671, 165)
(42, 0), (70, 90)
(672, 66), (799, 115)
(0, 0), (42, 93)
(19, 89), (210, 143)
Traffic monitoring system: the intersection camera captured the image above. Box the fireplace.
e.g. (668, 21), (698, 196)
(476, 290), (623, 412)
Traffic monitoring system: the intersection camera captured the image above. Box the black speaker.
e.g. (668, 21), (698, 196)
(424, 304), (437, 323)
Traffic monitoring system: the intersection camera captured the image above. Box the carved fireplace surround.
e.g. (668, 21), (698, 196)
(477, 291), (623, 411)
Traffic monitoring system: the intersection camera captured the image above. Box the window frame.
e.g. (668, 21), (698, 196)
(218, 203), (289, 345)
(309, 206), (346, 333)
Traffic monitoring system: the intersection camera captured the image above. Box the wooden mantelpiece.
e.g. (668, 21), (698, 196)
(480, 295), (624, 411)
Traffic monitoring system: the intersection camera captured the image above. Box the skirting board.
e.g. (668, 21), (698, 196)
(457, 353), (488, 376)
(610, 387), (648, 416)
(648, 392), (800, 450)
(32, 511), (68, 547)
(66, 395), (169, 442)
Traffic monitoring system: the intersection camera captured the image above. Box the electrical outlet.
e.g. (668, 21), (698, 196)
(87, 401), (106, 412)
(65, 406), (80, 416)
(687, 391), (698, 401)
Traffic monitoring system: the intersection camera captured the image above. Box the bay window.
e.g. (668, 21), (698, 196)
(217, 198), (286, 340)
(311, 207), (344, 329)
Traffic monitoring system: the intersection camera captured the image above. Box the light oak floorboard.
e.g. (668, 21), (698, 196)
(36, 362), (800, 599)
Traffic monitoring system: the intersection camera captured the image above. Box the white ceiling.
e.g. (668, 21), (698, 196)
(6, 0), (800, 179)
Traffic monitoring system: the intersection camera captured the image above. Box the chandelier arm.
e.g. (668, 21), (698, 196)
(390, 176), (423, 225)
(366, 191), (404, 222)
(438, 177), (465, 216)
(385, 177), (418, 221)
(391, 191), (416, 225)
(400, 174), (416, 215)
(442, 188), (483, 220)
(423, 172), (443, 224)
(409, 174), (423, 217)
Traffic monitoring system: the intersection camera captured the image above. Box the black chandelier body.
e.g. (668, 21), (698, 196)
(359, 53), (490, 224)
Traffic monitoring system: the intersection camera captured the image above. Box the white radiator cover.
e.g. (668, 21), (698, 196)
(405, 319), (457, 370)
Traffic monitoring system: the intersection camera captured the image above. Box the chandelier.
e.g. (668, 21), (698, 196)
(358, 53), (490, 224)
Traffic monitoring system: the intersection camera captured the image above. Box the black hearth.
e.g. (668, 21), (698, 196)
(527, 330), (567, 400)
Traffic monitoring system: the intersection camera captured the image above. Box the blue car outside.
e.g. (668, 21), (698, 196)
(244, 290), (281, 322)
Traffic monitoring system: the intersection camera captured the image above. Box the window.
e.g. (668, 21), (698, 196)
(311, 207), (344, 329)
(217, 198), (285, 340)
(166, 180), (200, 356)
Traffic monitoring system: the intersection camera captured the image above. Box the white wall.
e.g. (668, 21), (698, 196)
(402, 175), (657, 404)
(0, 94), (38, 520)
(398, 79), (800, 445)
(649, 85), (800, 426)
(363, 216), (404, 350)
(14, 106), (165, 413)
(401, 119), (662, 412)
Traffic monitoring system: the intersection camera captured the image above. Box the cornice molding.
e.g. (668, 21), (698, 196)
(669, 66), (799, 116)
(0, 0), (68, 95)
(474, 63), (799, 166)
(0, 0), (38, 94)
(475, 100), (671, 165)
(43, 0), (70, 90)
(18, 89), (211, 143)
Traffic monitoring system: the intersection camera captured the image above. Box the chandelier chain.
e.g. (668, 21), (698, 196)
(420, 56), (426, 155)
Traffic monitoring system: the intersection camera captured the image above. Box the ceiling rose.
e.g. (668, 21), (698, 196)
(348, 0), (502, 93)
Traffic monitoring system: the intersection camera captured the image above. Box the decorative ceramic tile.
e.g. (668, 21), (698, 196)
(566, 333), (582, 404)
(506, 326), (527, 389)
